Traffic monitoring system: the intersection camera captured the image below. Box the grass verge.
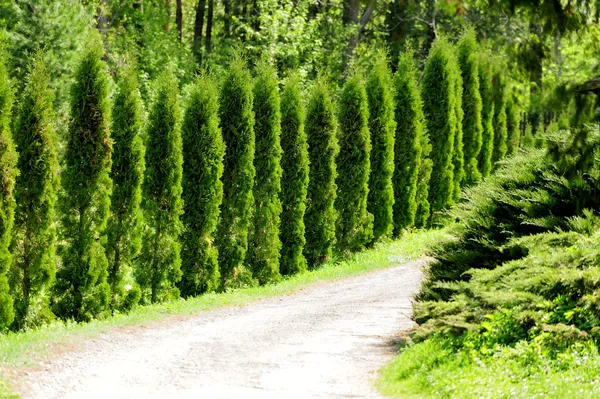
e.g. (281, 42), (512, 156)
(1, 227), (447, 398)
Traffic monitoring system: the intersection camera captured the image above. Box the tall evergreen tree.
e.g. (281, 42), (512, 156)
(179, 75), (224, 297)
(52, 37), (112, 321)
(366, 53), (395, 242)
(505, 97), (521, 155)
(451, 49), (465, 200)
(137, 69), (183, 303)
(457, 29), (483, 185)
(216, 55), (256, 288)
(304, 78), (338, 269)
(105, 65), (144, 311)
(10, 52), (59, 329)
(477, 54), (495, 178)
(422, 38), (457, 214)
(491, 71), (508, 166)
(335, 73), (373, 252)
(0, 37), (17, 329)
(414, 135), (433, 228)
(248, 60), (282, 285)
(392, 50), (424, 233)
(279, 74), (309, 275)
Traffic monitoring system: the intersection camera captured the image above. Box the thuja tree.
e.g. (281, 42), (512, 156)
(179, 75), (224, 297)
(304, 78), (338, 269)
(279, 74), (309, 275)
(477, 54), (495, 178)
(422, 38), (457, 214)
(366, 53), (395, 241)
(248, 60), (282, 285)
(392, 50), (423, 233)
(505, 97), (521, 155)
(216, 55), (256, 288)
(491, 71), (508, 166)
(335, 73), (373, 252)
(137, 69), (183, 303)
(451, 51), (465, 200)
(0, 38), (17, 329)
(10, 52), (59, 329)
(104, 65), (144, 311)
(457, 29), (483, 185)
(52, 38), (112, 321)
(415, 134), (433, 228)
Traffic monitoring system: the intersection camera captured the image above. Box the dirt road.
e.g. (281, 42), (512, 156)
(17, 260), (423, 399)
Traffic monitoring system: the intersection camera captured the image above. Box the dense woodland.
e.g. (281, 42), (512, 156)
(2, 1), (600, 395)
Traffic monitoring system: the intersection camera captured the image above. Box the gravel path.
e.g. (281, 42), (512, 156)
(17, 260), (423, 399)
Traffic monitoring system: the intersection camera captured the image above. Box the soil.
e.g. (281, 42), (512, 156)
(16, 259), (424, 399)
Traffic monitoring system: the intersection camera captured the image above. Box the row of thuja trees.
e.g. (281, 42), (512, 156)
(0, 29), (518, 330)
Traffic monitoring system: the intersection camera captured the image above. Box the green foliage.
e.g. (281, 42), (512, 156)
(10, 52), (58, 329)
(335, 73), (373, 252)
(477, 54), (495, 178)
(521, 121), (534, 147)
(304, 78), (338, 268)
(366, 53), (395, 242)
(105, 65), (144, 312)
(216, 55), (256, 288)
(52, 37), (112, 322)
(451, 49), (465, 199)
(248, 60), (283, 285)
(137, 69), (183, 303)
(0, 38), (17, 329)
(179, 75), (224, 297)
(422, 38), (457, 214)
(392, 50), (423, 233)
(491, 71), (508, 166)
(505, 98), (521, 155)
(457, 30), (483, 185)
(279, 74), (309, 275)
(414, 140), (433, 228)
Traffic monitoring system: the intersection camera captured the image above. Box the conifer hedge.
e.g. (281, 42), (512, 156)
(491, 71), (508, 166)
(415, 136), (433, 228)
(10, 52), (59, 328)
(451, 51), (465, 199)
(105, 65), (144, 311)
(505, 97), (521, 155)
(477, 54), (495, 178)
(0, 39), (18, 328)
(137, 69), (183, 303)
(304, 78), (338, 269)
(422, 38), (457, 214)
(392, 50), (423, 233)
(335, 73), (373, 252)
(279, 74), (309, 275)
(216, 56), (256, 288)
(457, 30), (483, 185)
(366, 54), (395, 241)
(179, 76), (224, 297)
(248, 61), (282, 285)
(52, 38), (112, 321)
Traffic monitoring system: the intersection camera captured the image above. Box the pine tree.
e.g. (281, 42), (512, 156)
(248, 60), (282, 285)
(366, 53), (395, 241)
(279, 74), (309, 275)
(451, 49), (465, 200)
(104, 65), (144, 311)
(52, 37), (112, 321)
(422, 38), (457, 214)
(137, 69), (183, 303)
(477, 54), (495, 178)
(392, 50), (424, 233)
(491, 71), (508, 166)
(335, 73), (373, 252)
(179, 75), (224, 297)
(0, 37), (18, 329)
(505, 97), (521, 155)
(216, 55), (256, 288)
(457, 29), (483, 185)
(10, 52), (58, 329)
(304, 78), (338, 269)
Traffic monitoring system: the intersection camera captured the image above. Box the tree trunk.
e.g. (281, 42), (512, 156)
(223, 0), (231, 37)
(176, 0), (183, 42)
(194, 0), (207, 63)
(164, 0), (171, 31)
(206, 0), (214, 53)
(342, 0), (360, 70)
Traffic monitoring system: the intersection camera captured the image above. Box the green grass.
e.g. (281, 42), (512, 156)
(0, 228), (447, 398)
